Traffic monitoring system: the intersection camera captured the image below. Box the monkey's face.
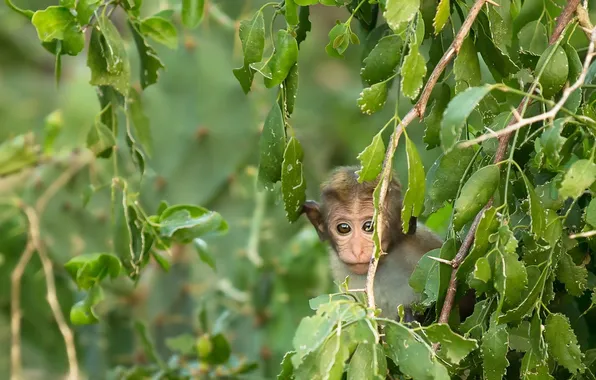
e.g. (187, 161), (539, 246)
(327, 204), (375, 275)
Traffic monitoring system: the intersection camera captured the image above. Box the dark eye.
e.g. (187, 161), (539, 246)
(362, 220), (374, 233)
(336, 223), (351, 235)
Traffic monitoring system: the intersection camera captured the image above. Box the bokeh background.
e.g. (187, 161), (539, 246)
(0, 1), (447, 378)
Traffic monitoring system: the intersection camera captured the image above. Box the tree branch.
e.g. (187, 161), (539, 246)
(436, 2), (594, 326)
(365, 0), (490, 313)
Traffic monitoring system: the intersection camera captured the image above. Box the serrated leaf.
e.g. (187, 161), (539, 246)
(64, 253), (122, 290)
(545, 313), (585, 374)
(424, 147), (475, 215)
(518, 20), (547, 56)
(140, 16), (178, 49)
(402, 132), (425, 233)
(556, 251), (587, 297)
(423, 84), (450, 150)
(559, 159), (596, 200)
(385, 0), (420, 32)
(182, 0), (205, 29)
(481, 322), (509, 380)
(384, 321), (450, 379)
(356, 131), (385, 182)
(453, 165), (500, 230)
(539, 119), (567, 168)
(361, 34), (402, 86)
(358, 82), (389, 115)
(509, 321), (531, 352)
(32, 6), (84, 56)
(454, 36), (481, 94)
(266, 30), (298, 88)
(423, 324), (478, 364)
(498, 265), (548, 323)
(129, 21), (165, 89)
(441, 84), (492, 152)
(518, 171), (546, 238)
(88, 15), (131, 95)
(460, 298), (494, 338)
(401, 43), (427, 100)
(281, 137), (306, 223)
(157, 205), (228, 243)
(494, 225), (528, 309)
(239, 10), (265, 64)
(433, 0), (450, 34)
(127, 87), (152, 156)
(258, 103), (286, 188)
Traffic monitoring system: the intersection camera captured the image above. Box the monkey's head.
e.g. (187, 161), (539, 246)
(301, 166), (408, 275)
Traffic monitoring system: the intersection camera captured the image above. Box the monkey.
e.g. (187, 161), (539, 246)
(300, 165), (447, 321)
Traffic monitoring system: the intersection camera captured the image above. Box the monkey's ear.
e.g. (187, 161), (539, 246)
(407, 216), (417, 235)
(301, 200), (327, 240)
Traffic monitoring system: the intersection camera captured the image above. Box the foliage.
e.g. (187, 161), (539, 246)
(3, 0), (596, 379)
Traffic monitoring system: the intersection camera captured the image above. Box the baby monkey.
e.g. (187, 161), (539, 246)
(301, 166), (443, 320)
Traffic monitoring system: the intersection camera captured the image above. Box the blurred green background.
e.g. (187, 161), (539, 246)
(0, 1), (443, 378)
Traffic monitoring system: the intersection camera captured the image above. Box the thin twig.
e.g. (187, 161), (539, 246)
(461, 26), (596, 148)
(23, 207), (80, 380)
(10, 151), (90, 380)
(436, 2), (592, 326)
(365, 0), (490, 312)
(550, 0), (581, 44)
(570, 230), (596, 239)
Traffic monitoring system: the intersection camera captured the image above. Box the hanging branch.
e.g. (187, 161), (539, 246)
(366, 0), (491, 311)
(436, 1), (593, 325)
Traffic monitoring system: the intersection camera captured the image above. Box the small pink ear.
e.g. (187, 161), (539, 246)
(301, 200), (327, 240)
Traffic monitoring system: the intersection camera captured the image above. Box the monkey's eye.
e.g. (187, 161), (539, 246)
(362, 220), (374, 233)
(336, 223), (352, 235)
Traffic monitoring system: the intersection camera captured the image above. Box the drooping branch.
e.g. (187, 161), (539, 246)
(365, 0), (491, 312)
(436, 2), (594, 325)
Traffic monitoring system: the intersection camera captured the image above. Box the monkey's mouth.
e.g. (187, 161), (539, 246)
(348, 263), (370, 275)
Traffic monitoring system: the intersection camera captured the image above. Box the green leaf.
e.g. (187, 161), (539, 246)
(453, 36), (481, 94)
(76, 0), (100, 25)
(494, 225), (528, 309)
(586, 199), (596, 227)
(384, 0), (420, 32)
(157, 204), (228, 243)
(545, 313), (585, 374)
(433, 0), (450, 34)
(460, 298), (494, 338)
(356, 131), (385, 183)
(457, 207), (500, 282)
(140, 16), (178, 49)
(361, 34), (402, 86)
(127, 87), (152, 156)
(423, 84), (450, 149)
(295, 0), (318, 4)
(401, 43), (427, 100)
(239, 10), (265, 64)
(424, 147), (475, 215)
(481, 322), (509, 380)
(278, 351), (296, 379)
(453, 165), (500, 230)
(233, 63), (256, 94)
(203, 334), (231, 365)
(358, 82), (389, 115)
(281, 137), (307, 223)
(556, 251), (587, 297)
(88, 15), (131, 95)
(31, 6), (84, 56)
(87, 115), (116, 158)
(347, 343), (387, 380)
(509, 321), (531, 352)
(258, 103), (286, 189)
(266, 30), (299, 88)
(441, 84), (493, 153)
(402, 132), (425, 233)
(64, 253), (122, 290)
(472, 256), (491, 284)
(284, 0), (299, 25)
(384, 321), (450, 379)
(193, 238), (216, 270)
(129, 21), (165, 89)
(0, 134), (39, 176)
(519, 171), (545, 238)
(121, 0), (143, 15)
(559, 159), (596, 200)
(436, 239), (457, 313)
(517, 20), (547, 56)
(182, 0), (205, 28)
(498, 265), (548, 323)
(536, 44), (569, 98)
(70, 286), (104, 325)
(283, 64), (299, 115)
(43, 110), (63, 155)
(424, 324), (478, 364)
(409, 248), (441, 306)
(325, 23), (350, 58)
(296, 6), (311, 46)
(165, 334), (196, 355)
(562, 44), (583, 113)
(539, 119), (567, 169)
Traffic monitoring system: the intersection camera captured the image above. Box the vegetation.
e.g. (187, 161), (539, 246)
(2, 0), (596, 379)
